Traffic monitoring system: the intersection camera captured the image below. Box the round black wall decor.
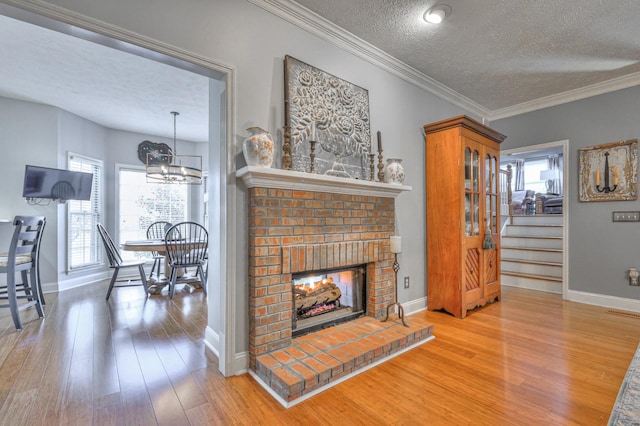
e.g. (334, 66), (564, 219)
(137, 140), (172, 165)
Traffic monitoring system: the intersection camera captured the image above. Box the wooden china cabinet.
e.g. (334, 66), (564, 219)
(424, 115), (506, 318)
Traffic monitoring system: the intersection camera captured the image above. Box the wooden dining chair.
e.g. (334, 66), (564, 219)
(164, 222), (208, 299)
(0, 216), (46, 329)
(97, 223), (149, 300)
(146, 221), (173, 279)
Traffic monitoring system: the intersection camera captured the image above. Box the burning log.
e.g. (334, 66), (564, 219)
(295, 277), (342, 311)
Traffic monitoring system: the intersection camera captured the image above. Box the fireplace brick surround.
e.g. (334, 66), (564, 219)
(238, 166), (434, 404)
(248, 187), (396, 368)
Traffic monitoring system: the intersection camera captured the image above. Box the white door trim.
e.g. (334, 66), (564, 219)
(501, 140), (570, 299)
(0, 0), (240, 376)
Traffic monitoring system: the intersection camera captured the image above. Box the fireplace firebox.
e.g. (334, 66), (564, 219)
(292, 265), (366, 337)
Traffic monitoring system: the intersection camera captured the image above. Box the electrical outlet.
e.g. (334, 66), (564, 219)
(404, 276), (410, 289)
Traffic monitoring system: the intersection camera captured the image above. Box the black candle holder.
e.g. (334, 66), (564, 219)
(382, 253), (408, 327)
(596, 152), (618, 193)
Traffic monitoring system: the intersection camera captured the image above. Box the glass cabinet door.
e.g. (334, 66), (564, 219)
(465, 147), (480, 236)
(485, 154), (498, 234)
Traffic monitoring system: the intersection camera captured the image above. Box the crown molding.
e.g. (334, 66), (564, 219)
(248, 0), (490, 119)
(488, 71), (640, 121)
(251, 0), (640, 123)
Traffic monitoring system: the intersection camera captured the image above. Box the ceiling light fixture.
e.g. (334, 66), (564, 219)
(424, 4), (451, 24)
(146, 111), (202, 184)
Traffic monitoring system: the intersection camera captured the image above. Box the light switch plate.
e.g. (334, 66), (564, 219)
(613, 211), (640, 222)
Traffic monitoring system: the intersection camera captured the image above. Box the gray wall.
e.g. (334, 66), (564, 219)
(32, 0), (469, 359)
(0, 96), (206, 290)
(0, 97), (59, 284)
(493, 86), (640, 299)
(21, 0), (640, 369)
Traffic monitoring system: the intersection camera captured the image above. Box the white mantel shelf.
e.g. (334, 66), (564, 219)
(236, 166), (411, 198)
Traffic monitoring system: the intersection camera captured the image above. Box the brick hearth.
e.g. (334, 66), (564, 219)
(254, 315), (434, 404)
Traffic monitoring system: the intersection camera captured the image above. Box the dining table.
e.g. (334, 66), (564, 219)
(121, 239), (205, 295)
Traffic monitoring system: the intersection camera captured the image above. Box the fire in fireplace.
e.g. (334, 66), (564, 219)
(292, 265), (366, 337)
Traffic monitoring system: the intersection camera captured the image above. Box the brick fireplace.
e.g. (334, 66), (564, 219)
(238, 166), (434, 404)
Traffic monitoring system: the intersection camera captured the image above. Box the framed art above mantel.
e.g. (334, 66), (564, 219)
(284, 55), (371, 179)
(579, 139), (638, 202)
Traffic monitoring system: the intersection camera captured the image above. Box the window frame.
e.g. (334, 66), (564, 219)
(66, 152), (103, 272)
(115, 163), (191, 260)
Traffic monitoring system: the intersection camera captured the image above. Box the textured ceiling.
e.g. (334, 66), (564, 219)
(0, 14), (210, 142)
(293, 0), (640, 113)
(2, 1), (640, 140)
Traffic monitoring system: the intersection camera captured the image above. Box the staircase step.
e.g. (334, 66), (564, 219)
(501, 271), (563, 294)
(501, 235), (562, 249)
(510, 214), (563, 226)
(501, 247), (562, 263)
(504, 224), (563, 238)
(502, 271), (562, 282)
(501, 258), (562, 277)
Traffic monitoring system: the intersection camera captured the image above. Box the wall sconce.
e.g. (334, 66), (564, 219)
(382, 236), (408, 327)
(595, 152), (618, 193)
(629, 268), (639, 286)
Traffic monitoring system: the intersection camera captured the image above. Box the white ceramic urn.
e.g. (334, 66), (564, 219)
(384, 158), (405, 184)
(242, 126), (274, 168)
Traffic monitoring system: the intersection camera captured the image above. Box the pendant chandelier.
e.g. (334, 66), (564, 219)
(146, 111), (202, 184)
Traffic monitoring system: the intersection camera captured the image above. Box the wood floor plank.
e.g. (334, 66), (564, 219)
(132, 330), (190, 425)
(0, 282), (639, 424)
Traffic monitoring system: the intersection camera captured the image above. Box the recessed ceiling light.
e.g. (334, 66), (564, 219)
(424, 4), (451, 24)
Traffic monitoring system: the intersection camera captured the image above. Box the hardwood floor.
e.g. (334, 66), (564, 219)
(1, 282), (638, 425)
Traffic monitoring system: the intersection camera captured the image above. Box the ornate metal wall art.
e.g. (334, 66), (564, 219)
(284, 55), (371, 179)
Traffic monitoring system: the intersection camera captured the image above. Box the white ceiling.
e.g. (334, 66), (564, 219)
(267, 0), (640, 118)
(2, 1), (640, 140)
(0, 14), (210, 143)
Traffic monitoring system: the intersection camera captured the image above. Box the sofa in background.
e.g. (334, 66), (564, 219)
(512, 190), (535, 215)
(536, 194), (563, 214)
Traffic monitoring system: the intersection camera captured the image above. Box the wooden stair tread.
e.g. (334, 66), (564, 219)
(501, 271), (563, 282)
(507, 224), (563, 228)
(502, 258), (562, 267)
(501, 247), (562, 253)
(502, 235), (562, 240)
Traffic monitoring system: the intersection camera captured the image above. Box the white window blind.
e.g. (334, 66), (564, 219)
(67, 153), (103, 270)
(118, 167), (188, 261)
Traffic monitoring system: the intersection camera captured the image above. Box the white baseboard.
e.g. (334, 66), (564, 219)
(204, 326), (220, 357)
(232, 352), (249, 375)
(204, 327), (249, 375)
(566, 289), (640, 313)
(42, 271), (109, 294)
(402, 296), (427, 315)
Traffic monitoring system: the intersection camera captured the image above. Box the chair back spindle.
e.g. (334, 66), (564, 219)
(164, 222), (208, 298)
(0, 215), (46, 329)
(97, 223), (148, 300)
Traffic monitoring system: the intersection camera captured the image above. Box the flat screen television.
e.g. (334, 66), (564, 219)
(22, 165), (93, 201)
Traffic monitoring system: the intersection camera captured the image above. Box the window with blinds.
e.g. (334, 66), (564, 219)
(117, 167), (188, 261)
(67, 153), (103, 270)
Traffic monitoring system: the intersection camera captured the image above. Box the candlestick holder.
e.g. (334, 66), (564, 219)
(377, 150), (385, 182)
(309, 140), (317, 174)
(596, 152), (618, 193)
(282, 125), (292, 170)
(369, 153), (375, 181)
